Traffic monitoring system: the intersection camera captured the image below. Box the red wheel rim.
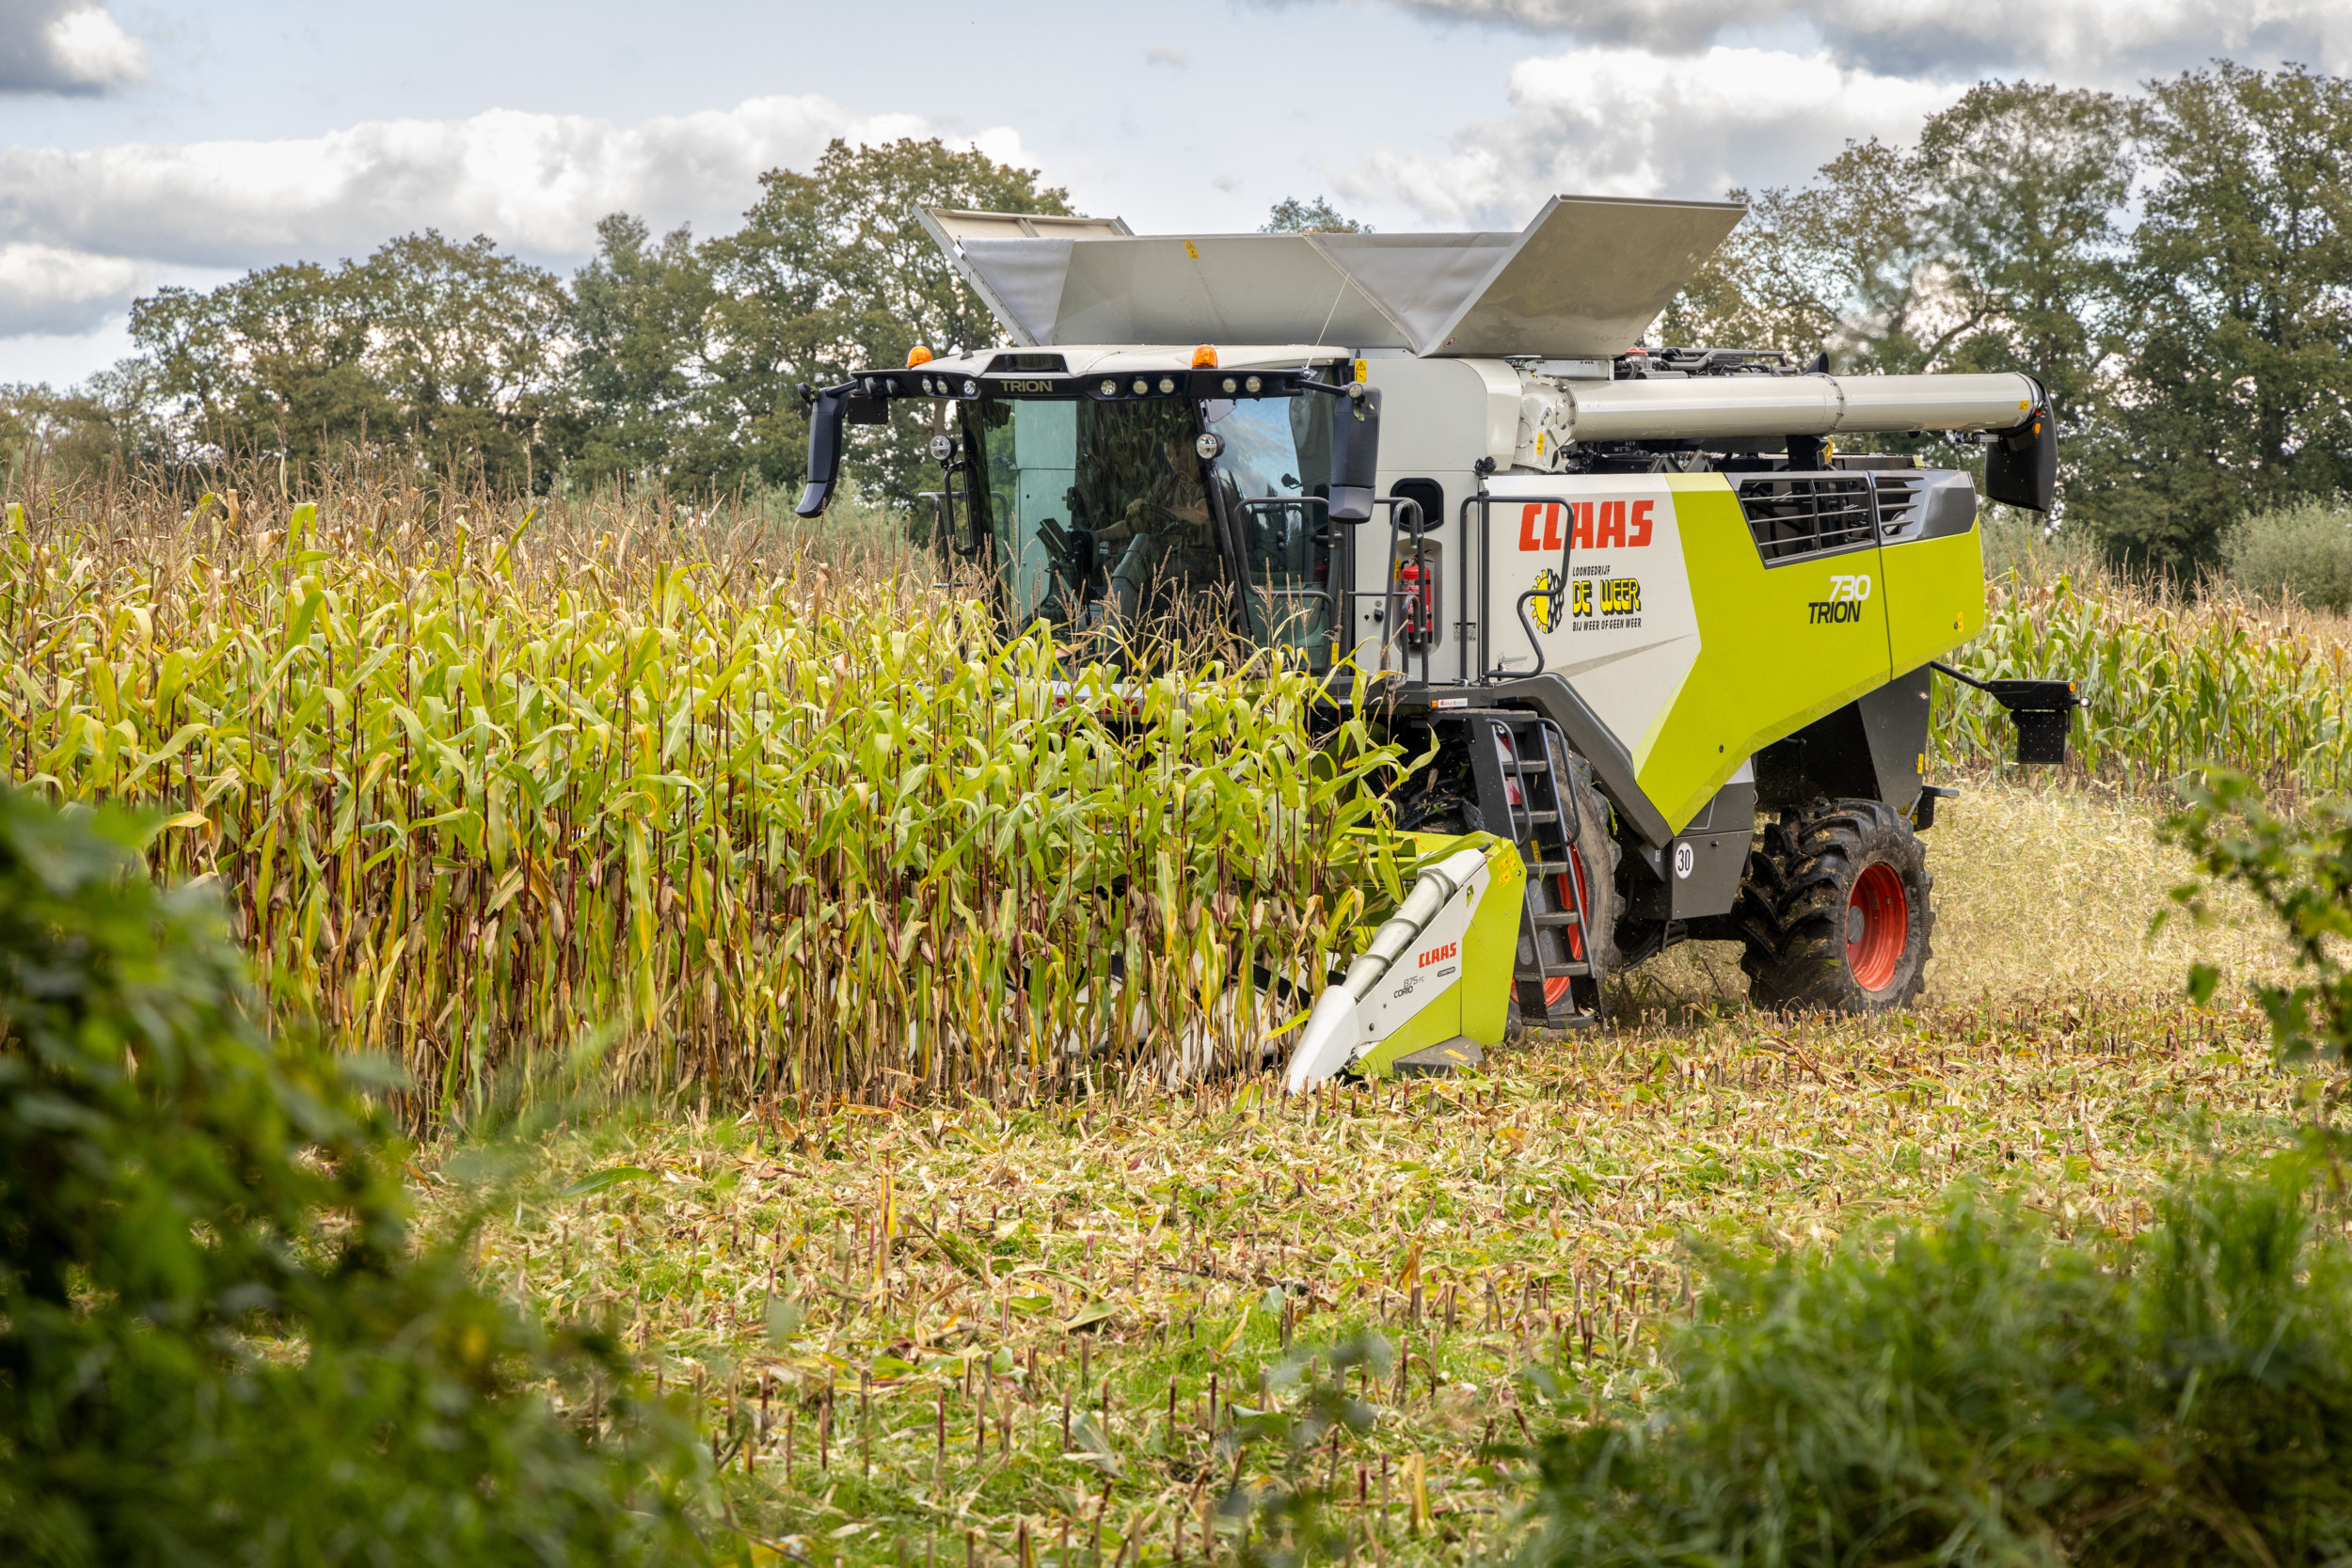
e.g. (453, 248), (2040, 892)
(1541, 848), (1593, 1009)
(1558, 849), (1590, 963)
(1846, 862), (1909, 992)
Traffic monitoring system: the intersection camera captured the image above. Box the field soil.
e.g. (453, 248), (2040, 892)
(1621, 768), (2283, 1018)
(425, 776), (2301, 1565)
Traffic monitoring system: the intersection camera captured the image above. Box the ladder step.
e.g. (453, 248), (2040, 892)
(1529, 911), (1584, 927)
(1516, 962), (1593, 980)
(1521, 859), (1575, 875)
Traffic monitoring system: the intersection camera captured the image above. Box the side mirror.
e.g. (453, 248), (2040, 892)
(1328, 384), (1381, 522)
(1986, 399), (2057, 513)
(797, 385), (850, 517)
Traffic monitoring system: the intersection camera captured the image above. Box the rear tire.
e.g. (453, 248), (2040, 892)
(1735, 798), (1931, 1012)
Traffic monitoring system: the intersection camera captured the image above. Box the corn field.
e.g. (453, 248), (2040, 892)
(1, 491), (1408, 1121)
(1935, 568), (2352, 800)
(8, 476), (2343, 1119)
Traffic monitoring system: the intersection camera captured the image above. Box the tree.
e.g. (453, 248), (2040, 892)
(1659, 92), (2136, 509)
(130, 261), (389, 471)
(126, 233), (567, 491)
(1261, 197), (1367, 234)
(364, 231), (569, 487)
(2083, 64), (2352, 568)
(0, 376), (161, 482)
(1654, 140), (1930, 369)
(703, 136), (1075, 509)
(559, 214), (724, 489)
(1915, 83), (2134, 428)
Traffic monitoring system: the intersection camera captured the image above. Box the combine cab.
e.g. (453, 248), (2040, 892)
(798, 196), (2074, 1085)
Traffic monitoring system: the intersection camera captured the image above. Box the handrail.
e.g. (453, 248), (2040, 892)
(1369, 495), (1430, 686)
(1458, 493), (1584, 681)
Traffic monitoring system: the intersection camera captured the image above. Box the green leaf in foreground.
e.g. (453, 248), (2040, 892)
(561, 1163), (658, 1198)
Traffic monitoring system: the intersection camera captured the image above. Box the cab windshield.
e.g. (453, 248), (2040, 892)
(965, 390), (1335, 659)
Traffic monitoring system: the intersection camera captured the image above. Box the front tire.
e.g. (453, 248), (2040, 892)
(1735, 798), (1932, 1012)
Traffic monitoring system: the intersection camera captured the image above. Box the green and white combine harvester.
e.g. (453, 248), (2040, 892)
(797, 197), (2074, 1091)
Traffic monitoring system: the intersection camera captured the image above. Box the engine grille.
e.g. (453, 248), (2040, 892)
(1733, 473), (1878, 562)
(1870, 472), (1927, 537)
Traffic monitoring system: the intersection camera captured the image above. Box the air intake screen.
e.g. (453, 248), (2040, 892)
(1735, 473), (1879, 562)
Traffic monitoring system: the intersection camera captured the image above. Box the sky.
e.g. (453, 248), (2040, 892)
(1, 0), (2345, 388)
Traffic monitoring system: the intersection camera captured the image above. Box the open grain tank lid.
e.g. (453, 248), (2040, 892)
(919, 195), (1746, 359)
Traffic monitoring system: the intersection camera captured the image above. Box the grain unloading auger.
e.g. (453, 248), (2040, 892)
(798, 195), (2079, 1090)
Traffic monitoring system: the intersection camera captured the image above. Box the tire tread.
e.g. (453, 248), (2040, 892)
(1737, 798), (1933, 1012)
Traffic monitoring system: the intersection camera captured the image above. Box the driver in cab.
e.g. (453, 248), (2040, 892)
(1098, 434), (1219, 621)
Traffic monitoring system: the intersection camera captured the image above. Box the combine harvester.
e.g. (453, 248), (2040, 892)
(796, 197), (2074, 1090)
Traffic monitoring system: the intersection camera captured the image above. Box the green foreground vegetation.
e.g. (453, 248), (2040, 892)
(0, 788), (706, 1565)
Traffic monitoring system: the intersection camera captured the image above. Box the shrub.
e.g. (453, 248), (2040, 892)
(0, 786), (707, 1567)
(1524, 1158), (2352, 1567)
(2164, 768), (2352, 1074)
(1524, 766), (2352, 1567)
(2222, 495), (2352, 612)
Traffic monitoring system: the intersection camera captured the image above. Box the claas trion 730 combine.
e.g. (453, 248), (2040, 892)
(796, 196), (2074, 1090)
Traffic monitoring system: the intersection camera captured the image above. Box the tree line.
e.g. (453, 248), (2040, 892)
(1667, 65), (2352, 566)
(4, 137), (1073, 519)
(4, 61), (2348, 568)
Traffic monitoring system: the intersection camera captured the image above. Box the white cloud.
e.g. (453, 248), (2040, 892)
(0, 1), (146, 93)
(0, 96), (986, 270)
(1145, 43), (1189, 66)
(0, 94), (1030, 370)
(1336, 44), (1963, 227)
(1376, 0), (2352, 80)
(0, 241), (143, 334)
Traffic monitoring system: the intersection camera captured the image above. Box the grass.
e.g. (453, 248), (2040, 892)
(1522, 1145), (2352, 1566)
(1622, 769), (2286, 1018)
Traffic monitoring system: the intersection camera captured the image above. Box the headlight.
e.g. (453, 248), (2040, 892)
(962, 379), (978, 396)
(1196, 432), (1225, 460)
(1244, 375), (1263, 394)
(1100, 378), (1118, 396)
(928, 434), (953, 461)
(919, 376), (934, 395)
(1131, 377), (1149, 395)
(1157, 376), (1175, 394)
(1221, 377), (1237, 394)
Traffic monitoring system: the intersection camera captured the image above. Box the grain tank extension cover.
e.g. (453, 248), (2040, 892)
(920, 196), (1744, 358)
